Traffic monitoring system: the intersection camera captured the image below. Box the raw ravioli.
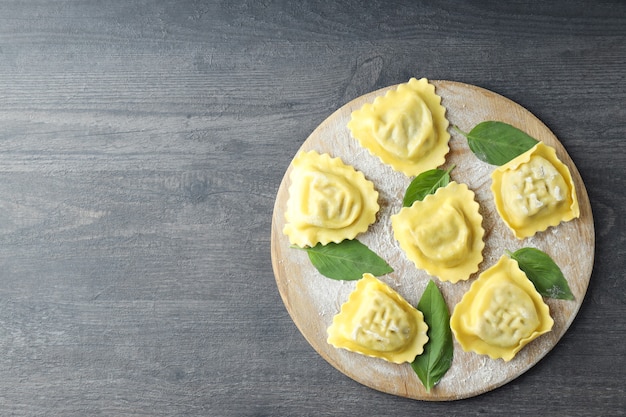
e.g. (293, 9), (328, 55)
(347, 78), (450, 176)
(283, 151), (379, 247)
(327, 273), (429, 364)
(450, 255), (554, 362)
(491, 142), (579, 239)
(391, 181), (484, 283)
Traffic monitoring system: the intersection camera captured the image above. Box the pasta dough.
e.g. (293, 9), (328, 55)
(347, 78), (450, 176)
(327, 273), (429, 364)
(391, 181), (485, 283)
(283, 151), (379, 247)
(491, 142), (579, 239)
(450, 255), (553, 361)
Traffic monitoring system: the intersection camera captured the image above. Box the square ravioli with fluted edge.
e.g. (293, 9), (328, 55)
(327, 273), (429, 364)
(391, 181), (485, 283)
(283, 150), (380, 248)
(347, 77), (450, 176)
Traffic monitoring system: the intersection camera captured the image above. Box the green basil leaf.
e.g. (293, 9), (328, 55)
(301, 239), (393, 280)
(411, 280), (453, 392)
(403, 166), (454, 207)
(508, 247), (575, 300)
(455, 121), (539, 165)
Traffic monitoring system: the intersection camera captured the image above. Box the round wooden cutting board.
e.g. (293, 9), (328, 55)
(270, 80), (594, 401)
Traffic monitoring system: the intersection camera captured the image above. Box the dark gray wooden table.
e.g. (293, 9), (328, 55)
(0, 1), (624, 416)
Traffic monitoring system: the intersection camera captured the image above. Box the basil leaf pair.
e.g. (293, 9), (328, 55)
(455, 121), (538, 166)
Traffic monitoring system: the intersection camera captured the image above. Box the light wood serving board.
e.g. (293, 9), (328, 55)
(270, 80), (594, 401)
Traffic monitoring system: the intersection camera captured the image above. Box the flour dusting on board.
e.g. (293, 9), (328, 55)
(271, 80), (594, 400)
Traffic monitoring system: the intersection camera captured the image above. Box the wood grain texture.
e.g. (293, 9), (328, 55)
(0, 0), (623, 416)
(271, 80), (594, 401)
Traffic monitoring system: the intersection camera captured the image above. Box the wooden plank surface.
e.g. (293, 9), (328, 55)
(271, 80), (594, 401)
(0, 1), (624, 416)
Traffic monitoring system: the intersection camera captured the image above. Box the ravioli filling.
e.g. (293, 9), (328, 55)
(413, 202), (472, 268)
(450, 256), (553, 361)
(297, 171), (363, 229)
(468, 280), (540, 348)
(348, 77), (450, 176)
(392, 181), (484, 283)
(283, 151), (379, 247)
(327, 274), (429, 364)
(491, 142), (579, 239)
